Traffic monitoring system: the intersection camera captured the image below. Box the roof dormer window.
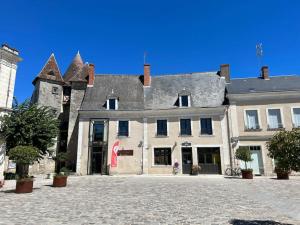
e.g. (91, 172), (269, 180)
(179, 95), (191, 107)
(107, 98), (118, 110)
(178, 89), (191, 108)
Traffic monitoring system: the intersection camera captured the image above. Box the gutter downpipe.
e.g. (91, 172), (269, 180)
(225, 105), (233, 173)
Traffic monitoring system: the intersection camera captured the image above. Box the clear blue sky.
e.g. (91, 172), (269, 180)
(2, 0), (300, 102)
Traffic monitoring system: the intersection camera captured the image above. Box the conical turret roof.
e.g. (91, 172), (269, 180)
(33, 53), (64, 84)
(63, 51), (84, 84)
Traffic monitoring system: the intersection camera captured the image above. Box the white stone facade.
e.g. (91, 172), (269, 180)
(0, 44), (21, 184)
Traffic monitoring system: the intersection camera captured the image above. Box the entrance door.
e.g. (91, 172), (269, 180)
(250, 151), (260, 175)
(89, 120), (108, 175)
(239, 146), (263, 175)
(182, 147), (193, 174)
(91, 147), (103, 174)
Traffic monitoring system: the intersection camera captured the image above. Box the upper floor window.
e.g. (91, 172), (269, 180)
(118, 120), (129, 137)
(180, 118), (191, 136)
(267, 109), (283, 129)
(180, 95), (189, 107)
(292, 108), (300, 128)
(107, 98), (118, 110)
(93, 122), (104, 142)
(52, 87), (58, 95)
(245, 110), (260, 130)
(200, 118), (213, 135)
(157, 119), (168, 136)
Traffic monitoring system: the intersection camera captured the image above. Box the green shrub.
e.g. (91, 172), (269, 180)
(8, 145), (39, 179)
(267, 130), (300, 172)
(235, 146), (253, 170)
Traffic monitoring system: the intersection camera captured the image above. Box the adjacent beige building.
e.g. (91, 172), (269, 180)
(227, 66), (300, 175)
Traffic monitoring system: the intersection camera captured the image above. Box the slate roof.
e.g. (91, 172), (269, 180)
(63, 52), (84, 84)
(68, 64), (89, 82)
(227, 75), (300, 94)
(144, 72), (225, 109)
(80, 75), (144, 111)
(80, 72), (226, 111)
(33, 54), (64, 84)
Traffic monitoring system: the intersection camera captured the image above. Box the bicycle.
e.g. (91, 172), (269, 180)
(225, 167), (241, 176)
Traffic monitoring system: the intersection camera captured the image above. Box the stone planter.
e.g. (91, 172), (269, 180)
(15, 179), (33, 194)
(241, 170), (253, 179)
(276, 171), (289, 180)
(53, 176), (68, 187)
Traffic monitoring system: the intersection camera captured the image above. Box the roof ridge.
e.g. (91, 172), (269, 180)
(232, 74), (300, 80)
(153, 71), (218, 77)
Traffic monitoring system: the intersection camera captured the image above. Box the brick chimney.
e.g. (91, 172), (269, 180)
(220, 64), (230, 83)
(144, 64), (151, 86)
(261, 66), (270, 80)
(88, 63), (95, 86)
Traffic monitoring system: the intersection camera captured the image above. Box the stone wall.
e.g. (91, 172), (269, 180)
(67, 83), (86, 168)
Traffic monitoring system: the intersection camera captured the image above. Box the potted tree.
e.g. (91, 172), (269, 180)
(53, 152), (69, 187)
(8, 145), (39, 193)
(191, 165), (201, 175)
(0, 100), (59, 186)
(267, 130), (300, 179)
(235, 146), (253, 179)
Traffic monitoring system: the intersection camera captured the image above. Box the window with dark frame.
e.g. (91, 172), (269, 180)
(118, 121), (129, 136)
(180, 95), (189, 107)
(200, 118), (213, 135)
(52, 87), (58, 94)
(154, 148), (171, 165)
(109, 99), (116, 110)
(180, 118), (191, 135)
(157, 120), (167, 136)
(93, 122), (104, 142)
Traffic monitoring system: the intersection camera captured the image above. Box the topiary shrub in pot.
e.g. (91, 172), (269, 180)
(190, 165), (201, 175)
(8, 145), (39, 193)
(267, 130), (300, 180)
(53, 152), (69, 187)
(235, 146), (253, 179)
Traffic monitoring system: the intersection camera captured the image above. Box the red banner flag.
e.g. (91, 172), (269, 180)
(111, 140), (120, 167)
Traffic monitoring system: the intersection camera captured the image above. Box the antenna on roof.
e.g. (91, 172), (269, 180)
(256, 43), (263, 70)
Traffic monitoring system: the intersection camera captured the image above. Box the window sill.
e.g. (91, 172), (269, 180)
(267, 128), (285, 131)
(199, 134), (215, 137)
(155, 135), (169, 138)
(244, 128), (262, 132)
(178, 135), (193, 137)
(117, 135), (129, 138)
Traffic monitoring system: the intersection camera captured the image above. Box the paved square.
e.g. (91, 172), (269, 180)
(0, 176), (299, 225)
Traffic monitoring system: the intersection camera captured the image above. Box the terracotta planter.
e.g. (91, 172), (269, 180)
(53, 176), (68, 187)
(276, 171), (289, 180)
(16, 179), (33, 194)
(241, 170), (253, 179)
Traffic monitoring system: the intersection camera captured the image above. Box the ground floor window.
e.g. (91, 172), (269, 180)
(154, 148), (171, 165)
(197, 147), (221, 174)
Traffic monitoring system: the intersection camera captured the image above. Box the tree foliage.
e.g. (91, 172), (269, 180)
(8, 145), (40, 179)
(267, 129), (300, 172)
(235, 146), (253, 170)
(8, 145), (40, 165)
(0, 99), (59, 157)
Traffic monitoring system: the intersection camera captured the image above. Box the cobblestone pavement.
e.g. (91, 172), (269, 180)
(0, 175), (300, 225)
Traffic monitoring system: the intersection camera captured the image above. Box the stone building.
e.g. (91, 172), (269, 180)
(30, 52), (300, 176)
(227, 66), (300, 175)
(0, 44), (22, 184)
